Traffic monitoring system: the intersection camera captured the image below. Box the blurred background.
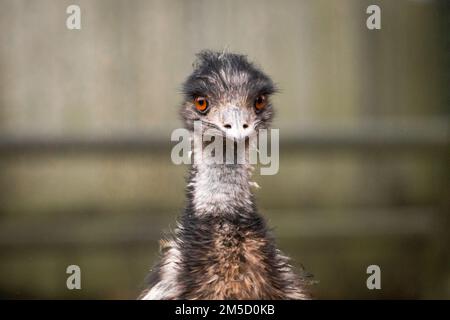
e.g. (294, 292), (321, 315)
(0, 0), (448, 299)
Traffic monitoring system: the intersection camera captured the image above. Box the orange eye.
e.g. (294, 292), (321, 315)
(194, 96), (208, 112)
(255, 95), (267, 111)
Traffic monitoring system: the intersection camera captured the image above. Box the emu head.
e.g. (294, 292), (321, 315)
(180, 51), (276, 142)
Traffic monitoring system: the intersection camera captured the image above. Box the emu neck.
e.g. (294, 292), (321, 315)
(188, 136), (255, 217)
(189, 163), (254, 217)
(173, 137), (300, 300)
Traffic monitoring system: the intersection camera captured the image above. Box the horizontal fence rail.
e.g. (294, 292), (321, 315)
(0, 208), (439, 252)
(0, 121), (448, 155)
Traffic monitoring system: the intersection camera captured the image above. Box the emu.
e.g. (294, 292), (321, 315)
(140, 51), (310, 300)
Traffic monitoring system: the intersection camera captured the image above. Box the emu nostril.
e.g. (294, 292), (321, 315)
(224, 124), (232, 129)
(243, 124), (249, 129)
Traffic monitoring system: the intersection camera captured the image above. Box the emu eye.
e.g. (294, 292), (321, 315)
(194, 96), (209, 113)
(254, 95), (267, 112)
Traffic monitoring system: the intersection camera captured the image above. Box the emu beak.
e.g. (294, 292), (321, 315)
(220, 106), (252, 141)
